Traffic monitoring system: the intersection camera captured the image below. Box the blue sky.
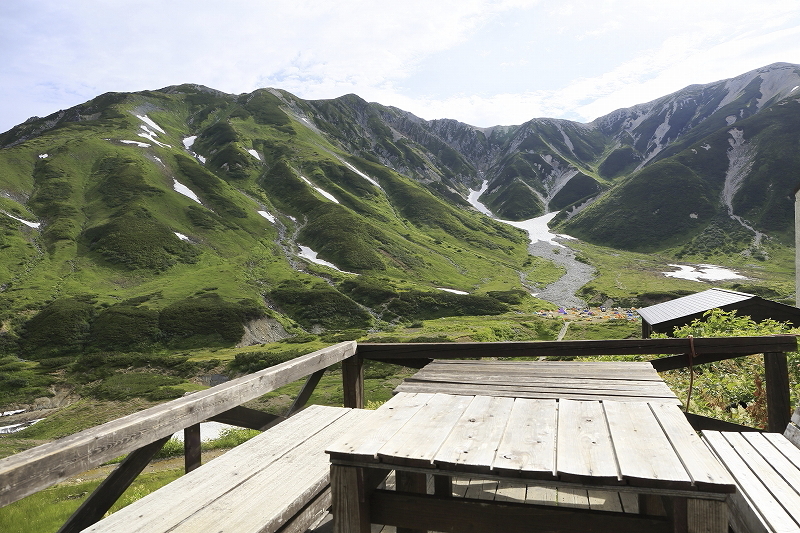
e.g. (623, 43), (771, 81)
(2, 0), (800, 133)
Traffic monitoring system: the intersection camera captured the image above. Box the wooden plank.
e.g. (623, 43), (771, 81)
(376, 394), (473, 468)
(703, 430), (800, 533)
(433, 395), (514, 472)
(721, 432), (800, 525)
(785, 424), (800, 449)
(495, 481), (526, 503)
(357, 336), (796, 360)
(557, 486), (590, 508)
(326, 393), (434, 462)
(57, 436), (170, 533)
(396, 381), (680, 403)
(526, 485), (558, 506)
(275, 486), (332, 533)
(648, 402), (735, 492)
(587, 490), (623, 512)
(765, 352), (791, 432)
(742, 432), (800, 490)
(492, 398), (558, 478)
(602, 401), (692, 489)
(368, 490), (673, 533)
(556, 400), (620, 483)
(464, 479), (498, 500)
(162, 411), (375, 533)
(619, 492), (639, 513)
(84, 406), (364, 533)
(0, 341), (357, 508)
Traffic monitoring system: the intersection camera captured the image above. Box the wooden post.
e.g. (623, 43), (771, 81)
(56, 436), (170, 533)
(287, 368), (326, 416)
(395, 471), (427, 533)
(331, 465), (371, 533)
(184, 424), (201, 473)
(342, 354), (364, 409)
(687, 499), (727, 533)
(764, 352), (791, 432)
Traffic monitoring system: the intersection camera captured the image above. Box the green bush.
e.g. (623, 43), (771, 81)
(386, 291), (509, 321)
(83, 207), (199, 271)
(159, 294), (263, 347)
(269, 281), (371, 331)
(90, 305), (161, 350)
(20, 297), (95, 358)
(84, 372), (184, 401)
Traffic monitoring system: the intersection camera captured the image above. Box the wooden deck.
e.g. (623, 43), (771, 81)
(396, 359), (681, 403)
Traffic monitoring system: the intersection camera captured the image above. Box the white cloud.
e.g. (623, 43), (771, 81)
(1, 0), (799, 132)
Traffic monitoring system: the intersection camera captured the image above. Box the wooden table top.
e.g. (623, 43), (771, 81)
(326, 392), (735, 493)
(395, 360), (681, 404)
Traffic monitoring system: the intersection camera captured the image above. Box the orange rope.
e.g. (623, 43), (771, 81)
(685, 335), (697, 413)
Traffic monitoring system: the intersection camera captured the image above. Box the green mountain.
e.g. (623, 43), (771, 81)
(0, 85), (531, 360)
(2, 62), (799, 362)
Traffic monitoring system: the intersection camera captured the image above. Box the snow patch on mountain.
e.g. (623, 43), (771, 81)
(343, 161), (381, 188)
(297, 245), (353, 273)
(247, 149), (261, 161)
(1, 211), (40, 228)
(173, 179), (202, 204)
(300, 175), (339, 203)
(257, 210), (276, 223)
(120, 140), (151, 147)
(467, 180), (493, 216)
(174, 232), (191, 242)
(136, 114), (166, 134)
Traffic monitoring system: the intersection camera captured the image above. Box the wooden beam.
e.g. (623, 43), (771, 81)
(683, 413), (761, 433)
(207, 405), (284, 430)
(287, 368), (326, 416)
(56, 436), (170, 533)
(357, 336), (796, 361)
(764, 352), (791, 432)
(649, 352), (758, 372)
(342, 355), (364, 409)
(369, 490), (672, 533)
(0, 341), (356, 508)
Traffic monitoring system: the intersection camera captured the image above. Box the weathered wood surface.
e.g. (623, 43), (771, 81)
(327, 393), (735, 493)
(703, 429), (800, 533)
(56, 436), (170, 533)
(0, 341), (357, 508)
(357, 335), (796, 360)
(86, 405), (371, 533)
(395, 360), (681, 403)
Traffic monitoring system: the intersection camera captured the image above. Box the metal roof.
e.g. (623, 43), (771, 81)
(637, 288), (755, 326)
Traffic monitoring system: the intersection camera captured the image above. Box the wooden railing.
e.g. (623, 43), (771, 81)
(0, 335), (795, 532)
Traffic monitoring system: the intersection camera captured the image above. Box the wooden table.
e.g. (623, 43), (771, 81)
(396, 360), (681, 404)
(326, 392), (735, 533)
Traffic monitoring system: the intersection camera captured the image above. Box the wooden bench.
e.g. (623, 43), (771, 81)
(703, 405), (800, 533)
(83, 405), (372, 533)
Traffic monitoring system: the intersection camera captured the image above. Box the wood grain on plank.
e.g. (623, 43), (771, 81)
(556, 400), (619, 482)
(603, 401), (691, 488)
(703, 430), (799, 533)
(326, 393), (433, 462)
(434, 395), (513, 472)
(492, 398), (558, 478)
(376, 394), (473, 468)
